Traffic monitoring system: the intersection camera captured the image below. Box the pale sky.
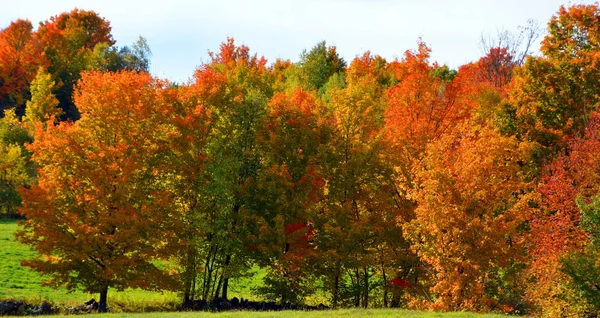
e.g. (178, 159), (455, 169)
(2, 0), (596, 83)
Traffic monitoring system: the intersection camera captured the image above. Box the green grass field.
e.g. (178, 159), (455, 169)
(30, 309), (508, 318)
(0, 218), (273, 309)
(1, 219), (507, 317)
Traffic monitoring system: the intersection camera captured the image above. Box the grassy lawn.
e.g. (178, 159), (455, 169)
(1, 219), (507, 317)
(0, 219), (182, 308)
(0, 218), (321, 309)
(30, 309), (507, 317)
(0, 218), (271, 309)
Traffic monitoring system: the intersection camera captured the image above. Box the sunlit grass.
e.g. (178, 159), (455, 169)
(0, 218), (263, 308)
(32, 309), (507, 317)
(2, 219), (507, 317)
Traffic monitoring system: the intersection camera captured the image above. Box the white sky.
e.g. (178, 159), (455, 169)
(2, 0), (596, 83)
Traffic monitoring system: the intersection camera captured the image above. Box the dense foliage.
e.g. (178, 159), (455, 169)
(3, 4), (600, 316)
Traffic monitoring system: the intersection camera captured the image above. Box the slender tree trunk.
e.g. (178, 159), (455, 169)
(221, 254), (231, 300)
(214, 272), (223, 301)
(381, 263), (388, 308)
(183, 246), (197, 304)
(191, 272), (196, 301)
(99, 287), (108, 313)
(333, 266), (340, 309)
(363, 266), (369, 308)
(354, 268), (360, 307)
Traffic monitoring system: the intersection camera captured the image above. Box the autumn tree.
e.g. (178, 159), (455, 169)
(17, 71), (178, 312)
(308, 53), (408, 308)
(36, 9), (115, 120)
(22, 67), (62, 128)
(249, 89), (329, 304)
(171, 38), (275, 304)
(406, 122), (531, 312)
(0, 19), (48, 116)
(524, 113), (600, 316)
(510, 3), (600, 160)
(0, 109), (34, 215)
(385, 42), (468, 156)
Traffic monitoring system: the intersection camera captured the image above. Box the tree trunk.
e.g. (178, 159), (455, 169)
(221, 277), (229, 300)
(363, 266), (369, 308)
(333, 270), (340, 309)
(381, 264), (388, 308)
(354, 268), (360, 307)
(99, 287), (108, 313)
(214, 272), (223, 301)
(183, 246), (197, 304)
(221, 254), (231, 300)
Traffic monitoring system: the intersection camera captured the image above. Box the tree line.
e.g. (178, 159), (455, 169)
(2, 4), (600, 316)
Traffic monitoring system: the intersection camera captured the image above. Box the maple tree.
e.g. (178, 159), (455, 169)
(0, 19), (48, 116)
(16, 71), (178, 312)
(36, 9), (115, 120)
(525, 113), (600, 316)
(406, 122), (531, 311)
(510, 3), (600, 161)
(168, 38), (275, 304)
(250, 89), (328, 304)
(385, 42), (468, 156)
(8, 3), (600, 314)
(310, 54), (408, 308)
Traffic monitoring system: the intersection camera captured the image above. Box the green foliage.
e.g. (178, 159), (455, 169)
(299, 41), (346, 92)
(0, 110), (34, 215)
(431, 65), (457, 82)
(23, 67), (61, 127)
(89, 36), (152, 73)
(562, 194), (600, 311)
(319, 72), (346, 103)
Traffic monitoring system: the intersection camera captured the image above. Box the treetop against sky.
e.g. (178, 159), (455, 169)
(3, 0), (596, 82)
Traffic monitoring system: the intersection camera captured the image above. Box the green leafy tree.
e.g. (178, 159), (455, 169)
(562, 193), (600, 312)
(23, 67), (62, 128)
(299, 41), (346, 93)
(0, 109), (34, 215)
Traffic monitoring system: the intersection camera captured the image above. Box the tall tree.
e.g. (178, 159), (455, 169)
(23, 67), (62, 128)
(17, 71), (178, 312)
(406, 122), (531, 311)
(510, 3), (600, 159)
(0, 109), (34, 215)
(299, 41), (346, 94)
(174, 38), (274, 303)
(36, 9), (115, 120)
(0, 19), (48, 116)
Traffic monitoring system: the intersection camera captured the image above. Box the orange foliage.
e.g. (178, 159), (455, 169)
(0, 19), (48, 114)
(17, 71), (178, 300)
(407, 124), (531, 311)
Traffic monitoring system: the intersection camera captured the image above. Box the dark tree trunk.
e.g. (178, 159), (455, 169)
(183, 246), (197, 304)
(221, 254), (231, 300)
(333, 267), (340, 309)
(99, 287), (108, 313)
(363, 266), (369, 308)
(381, 264), (388, 308)
(214, 270), (223, 301)
(222, 277), (229, 301)
(354, 268), (360, 307)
